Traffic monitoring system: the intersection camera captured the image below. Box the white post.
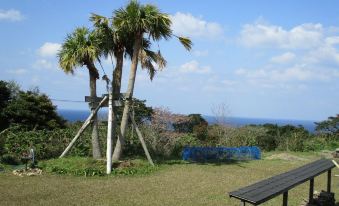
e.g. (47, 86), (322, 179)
(106, 87), (113, 174)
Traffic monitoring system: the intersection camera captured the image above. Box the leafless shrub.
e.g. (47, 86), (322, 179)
(211, 102), (231, 126)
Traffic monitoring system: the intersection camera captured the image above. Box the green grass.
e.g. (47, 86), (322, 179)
(0, 152), (338, 206)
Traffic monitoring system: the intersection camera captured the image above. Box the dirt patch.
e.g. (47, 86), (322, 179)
(316, 150), (337, 159)
(12, 168), (42, 177)
(266, 153), (308, 161)
(112, 160), (135, 169)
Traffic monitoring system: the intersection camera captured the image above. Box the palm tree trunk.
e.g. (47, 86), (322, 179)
(112, 37), (142, 161)
(87, 64), (102, 159)
(113, 49), (124, 98)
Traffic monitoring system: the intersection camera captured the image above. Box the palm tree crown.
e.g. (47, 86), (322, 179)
(58, 27), (100, 78)
(113, 1), (172, 41)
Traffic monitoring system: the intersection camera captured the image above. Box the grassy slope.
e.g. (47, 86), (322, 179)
(0, 153), (338, 206)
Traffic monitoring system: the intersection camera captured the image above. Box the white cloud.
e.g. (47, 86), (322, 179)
(239, 21), (323, 49)
(235, 64), (337, 83)
(170, 12), (223, 39)
(270, 52), (296, 64)
(7, 68), (27, 75)
(193, 50), (209, 57)
(325, 36), (339, 45)
(38, 42), (61, 57)
(31, 76), (40, 84)
(0, 9), (24, 22)
(179, 60), (211, 74)
(304, 36), (339, 65)
(222, 79), (237, 86)
(33, 59), (53, 70)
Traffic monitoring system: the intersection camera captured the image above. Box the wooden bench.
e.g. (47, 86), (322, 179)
(229, 159), (335, 206)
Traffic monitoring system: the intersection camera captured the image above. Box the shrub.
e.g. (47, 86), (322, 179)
(40, 157), (105, 176)
(39, 157), (158, 176)
(193, 123), (208, 141)
(1, 123), (107, 160)
(0, 154), (20, 165)
(141, 124), (181, 158)
(208, 125), (267, 148)
(255, 134), (277, 151)
(277, 130), (309, 152)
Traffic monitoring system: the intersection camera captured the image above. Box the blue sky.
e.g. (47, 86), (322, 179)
(1, 0), (339, 121)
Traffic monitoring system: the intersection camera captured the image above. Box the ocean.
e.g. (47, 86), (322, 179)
(57, 109), (317, 132)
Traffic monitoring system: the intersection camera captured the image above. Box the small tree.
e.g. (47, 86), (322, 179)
(3, 89), (65, 130)
(315, 115), (339, 136)
(211, 102), (230, 126)
(0, 81), (11, 131)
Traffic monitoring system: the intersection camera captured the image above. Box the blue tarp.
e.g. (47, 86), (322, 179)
(182, 146), (261, 162)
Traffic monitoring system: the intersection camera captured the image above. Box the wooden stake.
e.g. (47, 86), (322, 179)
(129, 113), (154, 166)
(332, 160), (339, 168)
(59, 96), (108, 158)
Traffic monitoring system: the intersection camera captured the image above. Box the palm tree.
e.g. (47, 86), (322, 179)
(90, 13), (167, 164)
(111, 0), (192, 161)
(58, 27), (102, 159)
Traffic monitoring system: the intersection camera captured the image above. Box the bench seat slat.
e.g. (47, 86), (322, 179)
(229, 159), (334, 205)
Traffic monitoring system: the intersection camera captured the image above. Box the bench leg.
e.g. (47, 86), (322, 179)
(241, 200), (246, 206)
(327, 169), (332, 193)
(283, 191), (288, 206)
(309, 178), (314, 204)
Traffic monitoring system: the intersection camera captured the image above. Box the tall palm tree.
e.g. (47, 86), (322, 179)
(90, 13), (167, 164)
(112, 0), (192, 161)
(58, 27), (102, 159)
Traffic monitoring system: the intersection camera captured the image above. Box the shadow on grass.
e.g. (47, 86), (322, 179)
(190, 159), (249, 167)
(153, 157), (251, 167)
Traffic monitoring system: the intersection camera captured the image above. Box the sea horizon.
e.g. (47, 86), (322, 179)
(57, 109), (317, 132)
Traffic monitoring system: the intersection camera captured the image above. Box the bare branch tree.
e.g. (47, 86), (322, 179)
(211, 102), (231, 126)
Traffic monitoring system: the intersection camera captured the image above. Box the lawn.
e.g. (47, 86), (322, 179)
(0, 152), (338, 206)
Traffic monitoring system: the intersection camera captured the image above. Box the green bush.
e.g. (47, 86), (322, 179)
(303, 135), (339, 152)
(1, 123), (107, 160)
(255, 134), (277, 151)
(40, 157), (105, 176)
(0, 154), (20, 165)
(39, 157), (158, 176)
(277, 131), (308, 152)
(204, 124), (338, 152)
(207, 125), (266, 148)
(171, 133), (200, 158)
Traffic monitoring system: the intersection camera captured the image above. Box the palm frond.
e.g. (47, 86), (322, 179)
(178, 36), (193, 51)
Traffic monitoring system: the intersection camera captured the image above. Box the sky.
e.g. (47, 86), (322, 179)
(1, 0), (339, 121)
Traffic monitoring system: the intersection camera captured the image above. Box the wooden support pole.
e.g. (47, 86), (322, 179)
(129, 113), (154, 166)
(309, 178), (314, 204)
(283, 191), (288, 206)
(327, 169), (332, 193)
(59, 96), (108, 158)
(106, 89), (113, 174)
(241, 201), (246, 206)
